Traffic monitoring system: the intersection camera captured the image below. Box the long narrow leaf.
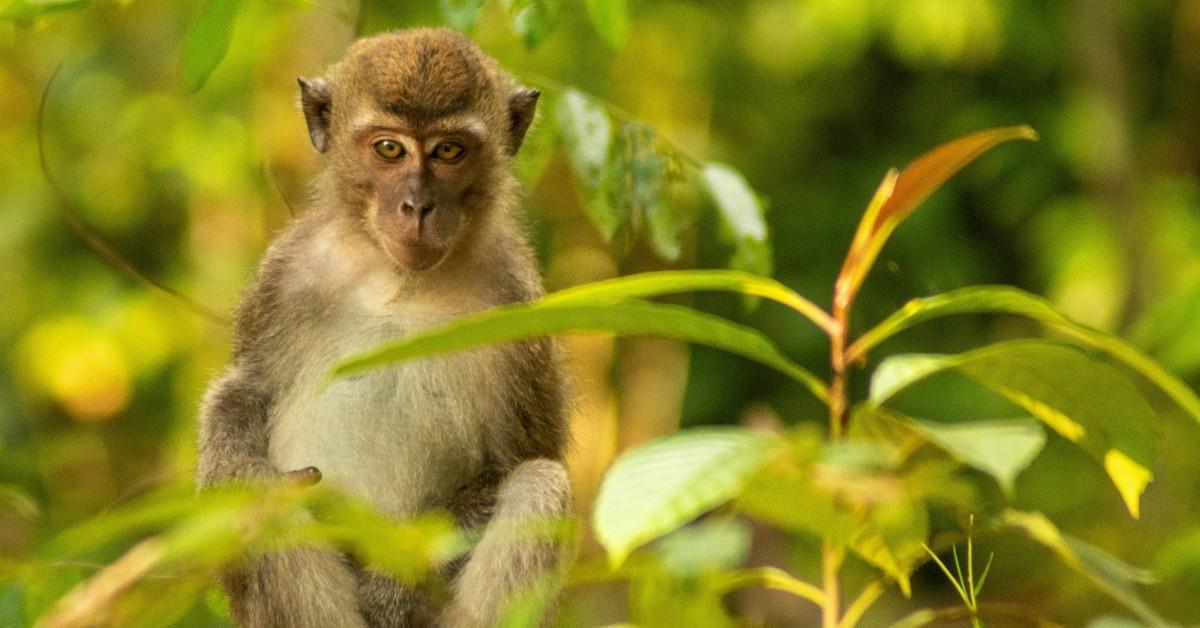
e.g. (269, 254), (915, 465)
(332, 301), (828, 403)
(849, 285), (1200, 424)
(540, 270), (836, 335)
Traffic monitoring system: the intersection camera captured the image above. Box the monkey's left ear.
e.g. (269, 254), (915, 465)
(507, 88), (540, 155)
(298, 77), (333, 153)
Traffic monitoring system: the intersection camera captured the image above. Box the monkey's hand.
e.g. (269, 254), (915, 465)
(283, 466), (322, 487)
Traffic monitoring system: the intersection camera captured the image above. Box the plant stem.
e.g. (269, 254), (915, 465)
(821, 541), (844, 628)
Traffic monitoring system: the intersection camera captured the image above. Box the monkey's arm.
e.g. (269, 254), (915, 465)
(197, 367), (277, 486)
(441, 460), (571, 628)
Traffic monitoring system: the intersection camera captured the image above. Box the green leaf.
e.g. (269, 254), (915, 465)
(584, 0), (629, 48)
(555, 89), (621, 238)
(439, 0), (486, 30)
(849, 285), (1200, 425)
(511, 0), (560, 49)
(1002, 510), (1170, 628)
(701, 163), (772, 276)
(0, 0), (86, 20)
(182, 0), (241, 92)
(607, 123), (677, 257)
(871, 340), (1157, 518)
(911, 418), (1045, 495)
(654, 520), (751, 577)
(593, 427), (783, 567)
(333, 300), (828, 403)
(541, 269), (834, 334)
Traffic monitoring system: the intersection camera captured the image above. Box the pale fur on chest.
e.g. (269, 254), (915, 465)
(267, 224), (513, 517)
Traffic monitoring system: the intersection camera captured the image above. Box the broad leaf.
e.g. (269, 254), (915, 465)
(584, 0), (629, 48)
(182, 0), (241, 91)
(593, 428), (784, 567)
(836, 126), (1037, 309)
(556, 90), (621, 238)
(332, 301), (828, 403)
(540, 270), (835, 334)
(439, 0), (485, 30)
(912, 418), (1045, 495)
(849, 285), (1200, 425)
(701, 163), (772, 276)
(511, 0), (560, 49)
(871, 340), (1157, 517)
(607, 123), (676, 258)
(0, 0), (86, 20)
(1003, 510), (1169, 628)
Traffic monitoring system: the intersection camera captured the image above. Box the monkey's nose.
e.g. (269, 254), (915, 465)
(401, 201), (435, 217)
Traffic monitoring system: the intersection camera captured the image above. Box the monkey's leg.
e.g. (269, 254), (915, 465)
(440, 459), (572, 628)
(226, 548), (369, 628)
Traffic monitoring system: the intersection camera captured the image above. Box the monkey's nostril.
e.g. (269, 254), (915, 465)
(400, 201), (415, 216)
(419, 203), (434, 217)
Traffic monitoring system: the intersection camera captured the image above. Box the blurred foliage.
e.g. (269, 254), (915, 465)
(1, 0), (1199, 626)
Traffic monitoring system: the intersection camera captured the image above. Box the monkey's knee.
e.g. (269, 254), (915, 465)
(494, 459), (571, 519)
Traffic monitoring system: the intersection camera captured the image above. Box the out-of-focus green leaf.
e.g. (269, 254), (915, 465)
(1002, 510), (1169, 627)
(584, 0), (629, 48)
(850, 500), (928, 597)
(333, 300), (828, 403)
(182, 0), (241, 92)
(849, 285), (1200, 425)
(701, 162), (772, 276)
(556, 89), (620, 238)
(654, 520), (750, 577)
(0, 583), (22, 628)
(871, 340), (1158, 518)
(0, 485), (38, 519)
(439, 0), (485, 30)
(912, 418), (1045, 495)
(592, 427), (784, 567)
(511, 0), (560, 49)
(0, 0), (86, 20)
(608, 123), (675, 257)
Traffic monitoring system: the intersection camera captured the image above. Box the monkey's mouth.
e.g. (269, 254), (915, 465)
(389, 240), (447, 271)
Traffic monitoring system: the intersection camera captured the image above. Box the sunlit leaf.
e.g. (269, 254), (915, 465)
(835, 126), (1036, 309)
(850, 500), (928, 596)
(584, 0), (629, 48)
(333, 300), (828, 403)
(593, 428), (784, 567)
(182, 0), (241, 91)
(556, 90), (621, 238)
(1002, 510), (1169, 627)
(0, 0), (86, 19)
(540, 269), (835, 334)
(0, 486), (38, 519)
(871, 340), (1157, 517)
(511, 0), (560, 49)
(439, 0), (485, 30)
(912, 418), (1045, 495)
(701, 163), (772, 276)
(849, 285), (1200, 425)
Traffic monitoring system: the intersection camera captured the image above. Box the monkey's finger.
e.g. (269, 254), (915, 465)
(283, 466), (322, 487)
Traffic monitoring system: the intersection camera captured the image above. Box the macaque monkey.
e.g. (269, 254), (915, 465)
(197, 28), (571, 628)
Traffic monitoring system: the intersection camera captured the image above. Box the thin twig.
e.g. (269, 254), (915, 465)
(37, 65), (230, 327)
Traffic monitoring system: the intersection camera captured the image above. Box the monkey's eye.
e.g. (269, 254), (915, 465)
(432, 141), (465, 162)
(373, 139), (405, 160)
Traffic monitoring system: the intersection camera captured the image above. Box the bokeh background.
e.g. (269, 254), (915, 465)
(2, 0), (1200, 625)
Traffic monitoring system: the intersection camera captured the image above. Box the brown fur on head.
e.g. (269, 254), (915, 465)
(298, 28), (540, 272)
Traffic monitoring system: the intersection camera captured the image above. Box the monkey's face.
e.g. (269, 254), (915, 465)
(355, 122), (491, 271)
(298, 29), (540, 272)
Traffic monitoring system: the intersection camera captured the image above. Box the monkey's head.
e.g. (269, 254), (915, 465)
(298, 28), (538, 272)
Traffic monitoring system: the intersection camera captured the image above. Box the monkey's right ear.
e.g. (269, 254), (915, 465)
(298, 77), (333, 153)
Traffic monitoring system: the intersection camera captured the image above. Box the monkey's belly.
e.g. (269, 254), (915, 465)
(268, 347), (508, 517)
